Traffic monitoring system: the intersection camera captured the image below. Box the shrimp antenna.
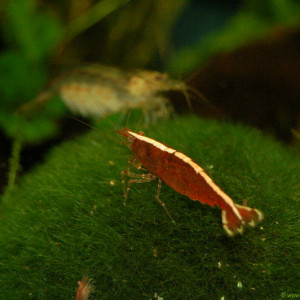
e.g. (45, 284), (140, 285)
(185, 85), (217, 110)
(186, 86), (207, 104)
(126, 110), (132, 129)
(135, 109), (148, 132)
(107, 117), (119, 132)
(67, 115), (121, 144)
(181, 88), (193, 112)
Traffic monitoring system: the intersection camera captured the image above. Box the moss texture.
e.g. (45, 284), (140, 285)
(0, 115), (299, 299)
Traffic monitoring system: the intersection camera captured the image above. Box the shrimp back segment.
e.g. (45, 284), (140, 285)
(118, 129), (264, 237)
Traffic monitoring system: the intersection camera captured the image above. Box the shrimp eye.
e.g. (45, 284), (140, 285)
(154, 74), (163, 80)
(154, 72), (168, 81)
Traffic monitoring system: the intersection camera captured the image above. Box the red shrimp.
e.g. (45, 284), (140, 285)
(75, 277), (92, 300)
(119, 129), (264, 237)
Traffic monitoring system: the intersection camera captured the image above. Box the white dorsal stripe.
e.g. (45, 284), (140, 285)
(128, 131), (177, 154)
(127, 130), (242, 220)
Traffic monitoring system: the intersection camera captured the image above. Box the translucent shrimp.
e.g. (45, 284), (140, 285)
(19, 64), (193, 122)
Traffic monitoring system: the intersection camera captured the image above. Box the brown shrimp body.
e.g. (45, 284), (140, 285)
(120, 129), (264, 237)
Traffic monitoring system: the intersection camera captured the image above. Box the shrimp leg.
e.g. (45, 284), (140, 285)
(121, 157), (175, 223)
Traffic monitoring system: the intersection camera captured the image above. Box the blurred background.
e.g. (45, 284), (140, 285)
(0, 0), (299, 192)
